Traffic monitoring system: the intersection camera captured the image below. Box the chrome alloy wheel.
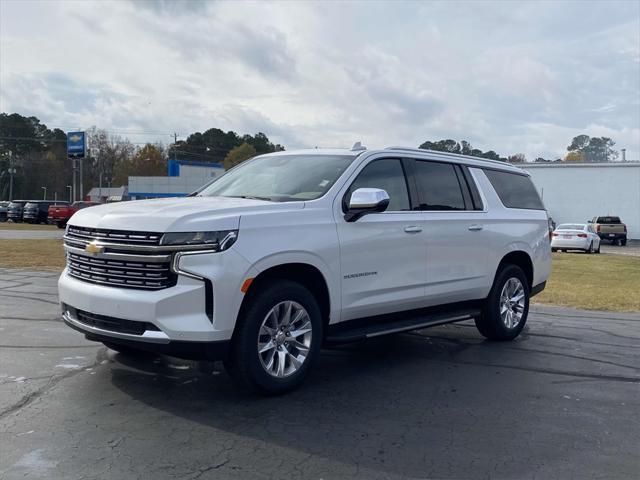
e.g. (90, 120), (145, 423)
(257, 301), (313, 378)
(499, 277), (526, 329)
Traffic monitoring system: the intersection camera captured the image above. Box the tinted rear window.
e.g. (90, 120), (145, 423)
(484, 170), (544, 210)
(596, 216), (621, 224)
(413, 160), (466, 210)
(558, 224), (585, 231)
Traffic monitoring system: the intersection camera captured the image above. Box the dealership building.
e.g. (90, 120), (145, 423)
(524, 162), (640, 239)
(128, 159), (224, 200)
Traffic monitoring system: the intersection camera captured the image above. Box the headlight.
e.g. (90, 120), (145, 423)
(160, 230), (238, 250)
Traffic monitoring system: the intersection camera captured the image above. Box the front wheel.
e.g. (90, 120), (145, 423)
(475, 264), (529, 341)
(224, 280), (323, 395)
(56, 221), (66, 229)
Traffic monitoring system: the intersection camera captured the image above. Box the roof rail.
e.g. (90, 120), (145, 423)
(384, 146), (513, 168)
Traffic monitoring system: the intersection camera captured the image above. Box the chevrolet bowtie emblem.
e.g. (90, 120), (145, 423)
(85, 242), (104, 255)
(69, 134), (82, 142)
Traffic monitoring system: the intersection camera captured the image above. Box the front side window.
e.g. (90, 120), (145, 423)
(347, 159), (410, 211)
(414, 160), (466, 210)
(198, 154), (356, 202)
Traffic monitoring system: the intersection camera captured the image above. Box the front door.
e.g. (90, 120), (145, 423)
(336, 158), (427, 321)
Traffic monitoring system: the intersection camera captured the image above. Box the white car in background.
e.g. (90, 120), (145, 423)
(551, 223), (601, 253)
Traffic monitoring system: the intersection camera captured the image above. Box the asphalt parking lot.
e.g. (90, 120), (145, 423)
(1, 268), (639, 480)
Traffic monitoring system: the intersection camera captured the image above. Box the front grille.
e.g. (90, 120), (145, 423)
(70, 307), (160, 335)
(67, 252), (176, 290)
(67, 226), (162, 245)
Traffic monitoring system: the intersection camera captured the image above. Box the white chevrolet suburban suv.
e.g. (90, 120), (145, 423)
(59, 145), (551, 394)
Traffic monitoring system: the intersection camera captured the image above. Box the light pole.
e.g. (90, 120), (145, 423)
(41, 187), (47, 200)
(66, 185), (72, 203)
(8, 150), (14, 201)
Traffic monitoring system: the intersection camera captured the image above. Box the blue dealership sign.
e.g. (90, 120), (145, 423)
(67, 131), (86, 159)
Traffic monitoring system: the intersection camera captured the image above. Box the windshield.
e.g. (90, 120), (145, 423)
(557, 224), (585, 231)
(198, 154), (356, 202)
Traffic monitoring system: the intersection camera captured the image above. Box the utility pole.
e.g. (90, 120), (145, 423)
(41, 186), (47, 200)
(66, 185), (72, 203)
(173, 133), (178, 161)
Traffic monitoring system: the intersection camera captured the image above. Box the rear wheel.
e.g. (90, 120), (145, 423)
(224, 280), (322, 395)
(595, 243), (601, 254)
(585, 242), (593, 254)
(621, 238), (627, 246)
(475, 264), (529, 341)
(551, 248), (558, 253)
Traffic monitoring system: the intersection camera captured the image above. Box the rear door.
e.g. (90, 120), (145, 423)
(411, 159), (491, 305)
(336, 158), (427, 320)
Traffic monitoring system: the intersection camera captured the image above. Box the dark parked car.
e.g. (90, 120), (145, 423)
(7, 200), (29, 222)
(0, 201), (9, 222)
(23, 201), (69, 224)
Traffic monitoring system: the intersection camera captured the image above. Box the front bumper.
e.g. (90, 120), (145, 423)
(58, 247), (254, 344)
(63, 309), (230, 360)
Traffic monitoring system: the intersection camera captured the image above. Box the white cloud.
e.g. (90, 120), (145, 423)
(0, 0), (638, 159)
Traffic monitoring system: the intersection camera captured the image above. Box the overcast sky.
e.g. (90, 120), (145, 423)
(1, 0), (639, 160)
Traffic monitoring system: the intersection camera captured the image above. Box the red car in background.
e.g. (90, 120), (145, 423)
(48, 201), (100, 228)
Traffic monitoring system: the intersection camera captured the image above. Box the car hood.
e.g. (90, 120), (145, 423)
(68, 196), (305, 232)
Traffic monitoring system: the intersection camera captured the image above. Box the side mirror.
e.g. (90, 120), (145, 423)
(344, 188), (390, 222)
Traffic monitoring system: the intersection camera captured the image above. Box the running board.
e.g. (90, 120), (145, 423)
(325, 304), (481, 344)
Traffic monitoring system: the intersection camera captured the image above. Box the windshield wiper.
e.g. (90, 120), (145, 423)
(226, 195), (274, 202)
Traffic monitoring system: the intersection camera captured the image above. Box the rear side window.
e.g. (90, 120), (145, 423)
(484, 170), (544, 210)
(347, 159), (410, 211)
(413, 160), (465, 210)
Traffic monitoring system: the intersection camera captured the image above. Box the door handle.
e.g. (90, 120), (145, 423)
(468, 224), (483, 231)
(404, 225), (423, 233)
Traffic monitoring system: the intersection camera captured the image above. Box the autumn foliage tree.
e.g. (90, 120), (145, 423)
(224, 143), (257, 170)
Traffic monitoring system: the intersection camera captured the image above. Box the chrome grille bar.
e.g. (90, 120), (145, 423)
(67, 226), (162, 245)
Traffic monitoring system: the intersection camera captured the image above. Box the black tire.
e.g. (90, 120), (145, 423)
(56, 221), (66, 229)
(585, 242), (593, 254)
(595, 243), (601, 254)
(224, 280), (323, 395)
(475, 264), (529, 341)
(621, 238), (627, 246)
(102, 341), (147, 356)
(551, 248), (557, 253)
